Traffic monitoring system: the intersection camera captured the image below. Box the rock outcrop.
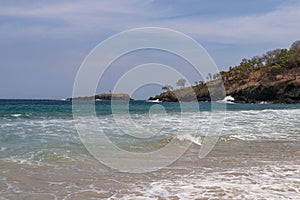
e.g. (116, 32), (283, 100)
(149, 66), (300, 104)
(226, 66), (300, 103)
(67, 93), (132, 101)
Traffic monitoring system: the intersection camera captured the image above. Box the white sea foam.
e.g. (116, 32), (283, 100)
(10, 114), (22, 117)
(147, 99), (162, 103)
(216, 95), (235, 104)
(223, 108), (300, 140)
(109, 108), (299, 140)
(176, 134), (203, 145)
(6, 108), (296, 142)
(120, 162), (300, 199)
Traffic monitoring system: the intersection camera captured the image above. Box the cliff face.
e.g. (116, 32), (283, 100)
(226, 66), (300, 103)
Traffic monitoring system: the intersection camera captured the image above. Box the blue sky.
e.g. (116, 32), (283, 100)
(1, 0), (300, 99)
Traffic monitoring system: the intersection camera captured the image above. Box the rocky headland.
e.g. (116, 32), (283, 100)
(149, 41), (300, 103)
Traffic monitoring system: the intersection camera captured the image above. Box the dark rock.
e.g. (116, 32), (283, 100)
(67, 93), (133, 101)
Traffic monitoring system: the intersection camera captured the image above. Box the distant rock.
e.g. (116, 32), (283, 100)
(95, 93), (132, 100)
(67, 93), (133, 101)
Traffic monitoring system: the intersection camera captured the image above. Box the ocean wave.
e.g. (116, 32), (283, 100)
(176, 134), (203, 146)
(10, 114), (22, 117)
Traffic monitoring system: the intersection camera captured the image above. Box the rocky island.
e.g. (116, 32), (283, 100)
(149, 40), (300, 103)
(67, 93), (132, 101)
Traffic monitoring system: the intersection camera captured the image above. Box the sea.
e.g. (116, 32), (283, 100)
(0, 99), (300, 199)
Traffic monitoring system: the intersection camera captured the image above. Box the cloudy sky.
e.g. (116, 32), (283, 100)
(1, 0), (300, 99)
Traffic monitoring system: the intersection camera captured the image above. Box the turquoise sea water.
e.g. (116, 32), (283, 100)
(1, 99), (300, 161)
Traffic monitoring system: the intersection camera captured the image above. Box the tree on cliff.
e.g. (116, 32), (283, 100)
(288, 40), (300, 67)
(162, 85), (174, 92)
(206, 73), (212, 81)
(176, 78), (186, 88)
(290, 40), (300, 51)
(226, 40), (300, 75)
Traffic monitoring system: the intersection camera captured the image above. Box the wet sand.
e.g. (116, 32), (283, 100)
(1, 138), (300, 199)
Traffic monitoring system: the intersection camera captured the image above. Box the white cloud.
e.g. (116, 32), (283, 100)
(153, 2), (300, 46)
(0, 0), (152, 38)
(1, 0), (300, 46)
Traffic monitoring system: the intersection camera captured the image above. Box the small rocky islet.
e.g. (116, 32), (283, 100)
(67, 93), (132, 101)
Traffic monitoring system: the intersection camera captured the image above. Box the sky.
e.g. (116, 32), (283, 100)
(1, 0), (300, 99)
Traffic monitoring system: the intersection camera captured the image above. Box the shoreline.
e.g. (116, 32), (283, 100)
(1, 138), (300, 199)
(2, 98), (300, 105)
